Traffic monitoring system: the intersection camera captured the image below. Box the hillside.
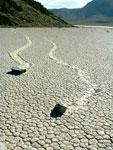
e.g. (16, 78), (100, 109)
(0, 0), (71, 27)
(49, 0), (113, 26)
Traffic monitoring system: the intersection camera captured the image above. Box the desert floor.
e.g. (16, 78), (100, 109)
(0, 27), (113, 150)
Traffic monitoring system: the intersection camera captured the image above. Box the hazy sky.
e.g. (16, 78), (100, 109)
(36, 0), (92, 9)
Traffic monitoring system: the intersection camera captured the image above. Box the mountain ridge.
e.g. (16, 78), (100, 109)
(49, 0), (113, 26)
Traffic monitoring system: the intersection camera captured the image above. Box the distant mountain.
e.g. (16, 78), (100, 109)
(0, 0), (71, 27)
(49, 0), (113, 26)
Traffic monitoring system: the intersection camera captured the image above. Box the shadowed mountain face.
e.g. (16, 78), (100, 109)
(0, 0), (70, 27)
(49, 0), (113, 25)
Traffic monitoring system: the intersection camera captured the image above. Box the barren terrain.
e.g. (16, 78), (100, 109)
(0, 27), (113, 150)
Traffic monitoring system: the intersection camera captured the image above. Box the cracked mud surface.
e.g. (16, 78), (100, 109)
(0, 28), (113, 150)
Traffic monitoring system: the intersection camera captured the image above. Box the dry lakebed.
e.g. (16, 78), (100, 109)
(0, 27), (113, 150)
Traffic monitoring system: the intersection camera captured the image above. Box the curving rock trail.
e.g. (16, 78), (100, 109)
(44, 37), (97, 111)
(9, 35), (33, 70)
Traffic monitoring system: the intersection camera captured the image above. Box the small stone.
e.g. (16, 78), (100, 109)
(11, 67), (26, 75)
(51, 104), (67, 115)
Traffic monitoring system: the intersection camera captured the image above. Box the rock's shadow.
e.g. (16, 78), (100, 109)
(7, 68), (26, 76)
(6, 70), (22, 76)
(50, 111), (63, 118)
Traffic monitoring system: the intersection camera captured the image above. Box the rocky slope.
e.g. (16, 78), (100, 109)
(50, 0), (113, 25)
(0, 0), (70, 27)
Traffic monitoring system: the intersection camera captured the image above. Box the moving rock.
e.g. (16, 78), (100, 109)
(51, 103), (67, 117)
(11, 67), (26, 74)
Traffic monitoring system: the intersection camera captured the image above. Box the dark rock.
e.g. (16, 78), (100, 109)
(11, 67), (26, 74)
(52, 104), (67, 115)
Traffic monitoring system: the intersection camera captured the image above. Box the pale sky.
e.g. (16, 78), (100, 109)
(35, 0), (92, 9)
